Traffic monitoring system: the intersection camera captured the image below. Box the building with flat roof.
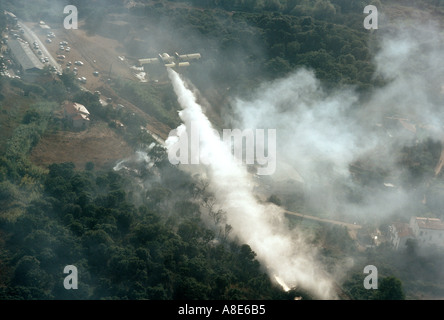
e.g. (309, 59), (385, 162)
(8, 38), (43, 80)
(410, 216), (444, 248)
(390, 216), (444, 250)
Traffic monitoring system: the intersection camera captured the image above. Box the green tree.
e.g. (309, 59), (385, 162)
(374, 276), (405, 300)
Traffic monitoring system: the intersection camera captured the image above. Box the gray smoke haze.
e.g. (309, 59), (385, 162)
(166, 68), (339, 299)
(20, 0), (443, 299)
(164, 19), (444, 299)
(230, 21), (444, 223)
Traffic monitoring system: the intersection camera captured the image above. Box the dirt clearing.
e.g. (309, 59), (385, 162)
(30, 122), (134, 171)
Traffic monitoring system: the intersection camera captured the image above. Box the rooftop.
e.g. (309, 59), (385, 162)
(8, 39), (44, 71)
(414, 217), (444, 230)
(392, 222), (413, 238)
(64, 101), (90, 116)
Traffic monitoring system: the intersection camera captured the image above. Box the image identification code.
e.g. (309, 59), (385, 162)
(178, 304), (266, 317)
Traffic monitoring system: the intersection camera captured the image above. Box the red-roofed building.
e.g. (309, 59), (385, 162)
(63, 101), (90, 129)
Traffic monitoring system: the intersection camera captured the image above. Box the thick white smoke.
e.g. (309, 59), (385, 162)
(165, 20), (444, 299)
(113, 145), (156, 172)
(229, 21), (444, 222)
(166, 68), (337, 299)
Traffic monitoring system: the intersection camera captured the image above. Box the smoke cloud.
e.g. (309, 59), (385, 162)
(230, 21), (444, 222)
(166, 68), (338, 299)
(165, 19), (444, 299)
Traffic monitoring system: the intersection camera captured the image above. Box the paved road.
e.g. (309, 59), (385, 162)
(284, 210), (362, 230)
(17, 20), (62, 73)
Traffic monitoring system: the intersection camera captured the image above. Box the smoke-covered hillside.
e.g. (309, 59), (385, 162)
(0, 0), (444, 303)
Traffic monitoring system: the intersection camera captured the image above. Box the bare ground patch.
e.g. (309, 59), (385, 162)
(30, 122), (134, 171)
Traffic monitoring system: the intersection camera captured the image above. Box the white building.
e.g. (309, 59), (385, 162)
(410, 217), (444, 248)
(390, 217), (444, 250)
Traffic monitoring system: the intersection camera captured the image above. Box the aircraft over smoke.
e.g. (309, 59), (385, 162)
(138, 52), (201, 70)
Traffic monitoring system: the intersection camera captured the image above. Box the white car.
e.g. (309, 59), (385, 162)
(74, 61), (84, 66)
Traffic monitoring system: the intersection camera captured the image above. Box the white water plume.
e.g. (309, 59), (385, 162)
(113, 147), (155, 172)
(166, 68), (337, 299)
